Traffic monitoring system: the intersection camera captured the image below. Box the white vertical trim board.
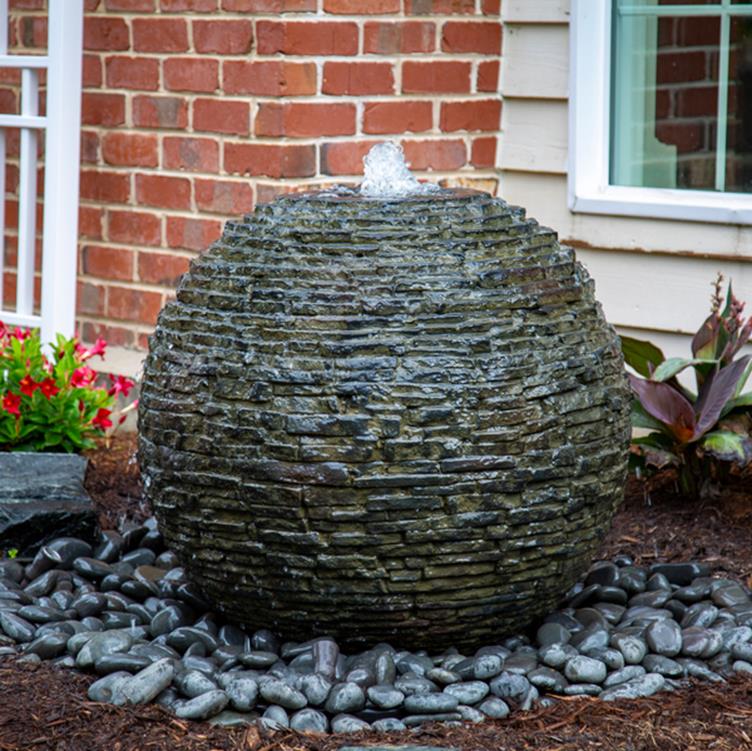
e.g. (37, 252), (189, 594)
(0, 0), (83, 341)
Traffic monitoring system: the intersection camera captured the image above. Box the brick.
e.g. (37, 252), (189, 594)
(77, 282), (106, 317)
(82, 245), (134, 281)
(224, 143), (315, 178)
(223, 61), (316, 96)
(164, 137), (220, 173)
(135, 174), (192, 210)
(193, 98), (249, 135)
(257, 21), (358, 56)
(482, 0), (500, 13)
(82, 54), (102, 88)
(195, 178), (254, 214)
(166, 216), (222, 251)
(442, 22), (501, 54)
(80, 170), (130, 204)
(403, 139), (466, 170)
(79, 206), (103, 240)
(440, 99), (501, 132)
(222, 0), (314, 9)
(138, 251), (191, 286)
(80, 130), (99, 163)
(471, 136), (496, 167)
(83, 17), (129, 51)
(655, 122), (704, 154)
(107, 285), (163, 324)
(363, 21), (435, 54)
(477, 60), (499, 92)
(402, 61), (471, 93)
(320, 141), (379, 175)
(161, 0), (217, 9)
(164, 58), (218, 93)
(406, 0), (475, 13)
(322, 62), (395, 95)
(678, 16), (720, 47)
(102, 132), (158, 168)
(85, 0), (101, 9)
(255, 102), (355, 137)
(324, 0), (399, 12)
(656, 51), (706, 84)
(676, 86), (717, 118)
(108, 209), (162, 246)
(255, 182), (300, 204)
(0, 87), (16, 113)
(363, 101), (433, 134)
(105, 56), (160, 91)
(81, 93), (125, 126)
(20, 16), (47, 48)
(133, 95), (188, 129)
(79, 322), (135, 349)
(193, 19), (253, 54)
(105, 0), (155, 9)
(133, 18), (188, 53)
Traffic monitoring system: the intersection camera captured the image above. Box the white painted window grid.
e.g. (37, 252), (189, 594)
(0, 0), (83, 343)
(569, 0), (752, 225)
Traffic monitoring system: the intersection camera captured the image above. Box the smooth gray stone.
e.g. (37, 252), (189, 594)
(325, 682), (366, 714)
(34, 538), (92, 574)
(94, 531), (124, 563)
(175, 669), (218, 698)
(397, 654), (433, 677)
(527, 667), (568, 693)
(593, 601), (626, 622)
(600, 672), (665, 701)
(733, 660), (752, 674)
(568, 584), (601, 609)
(290, 708), (328, 733)
(404, 693), (459, 714)
(166, 626), (218, 653)
(149, 605), (193, 638)
(16, 653), (42, 665)
(260, 705), (289, 729)
(712, 584), (750, 609)
(0, 561), (24, 583)
(121, 657), (176, 705)
(681, 602), (718, 629)
(619, 570), (647, 595)
(370, 719), (408, 732)
(501, 652), (537, 675)
(75, 630), (133, 668)
(584, 647), (624, 671)
(646, 573), (671, 592)
(521, 684), (539, 710)
(681, 627), (723, 658)
(536, 622), (571, 647)
(346, 666), (376, 688)
(73, 558), (114, 580)
(454, 705), (484, 723)
(366, 684), (404, 710)
(374, 653), (396, 685)
(473, 654), (502, 680)
(101, 612), (141, 630)
(299, 673), (332, 707)
(239, 650), (278, 669)
(489, 671), (530, 701)
(570, 625), (609, 653)
(676, 658), (725, 682)
(443, 680), (489, 705)
(93, 653), (151, 675)
(208, 710), (258, 727)
(603, 665), (646, 688)
(478, 696), (510, 718)
(259, 678), (307, 710)
(721, 626), (752, 650)
(121, 548), (156, 568)
(182, 655), (218, 676)
(585, 562), (620, 587)
(642, 654), (683, 677)
(673, 584), (709, 604)
(731, 642), (752, 661)
(426, 667), (461, 685)
(87, 670), (132, 704)
(23, 632), (68, 659)
(403, 713), (461, 727)
(645, 619), (682, 657)
(0, 612), (35, 642)
(564, 656), (606, 684)
(330, 714), (371, 733)
(71, 593), (107, 619)
(649, 563), (710, 586)
(225, 676), (258, 711)
(629, 590), (671, 609)
(563, 684), (602, 696)
(313, 638), (339, 679)
(539, 643), (578, 669)
(250, 629), (278, 654)
(0, 453), (94, 557)
(174, 689), (229, 720)
(542, 613), (583, 634)
(574, 608), (608, 630)
(218, 624), (247, 648)
(664, 600), (688, 621)
(610, 634), (648, 665)
(394, 676), (437, 696)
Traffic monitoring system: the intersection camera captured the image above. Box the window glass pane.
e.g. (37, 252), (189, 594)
(726, 17), (752, 191)
(611, 9), (721, 190)
(616, 1), (720, 6)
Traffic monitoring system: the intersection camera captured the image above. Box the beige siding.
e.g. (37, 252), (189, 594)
(499, 11), (752, 358)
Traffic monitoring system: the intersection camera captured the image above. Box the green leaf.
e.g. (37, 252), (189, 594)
(630, 400), (670, 434)
(651, 357), (717, 383)
(621, 336), (665, 378)
(700, 430), (751, 463)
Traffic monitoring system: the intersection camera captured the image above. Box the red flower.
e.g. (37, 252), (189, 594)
(80, 337), (107, 361)
(71, 367), (96, 388)
(12, 327), (30, 341)
(18, 375), (38, 397)
(92, 408), (112, 430)
(108, 374), (134, 398)
(2, 392), (21, 417)
(39, 378), (60, 399)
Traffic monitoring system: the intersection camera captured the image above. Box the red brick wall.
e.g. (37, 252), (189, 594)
(5, 0), (502, 350)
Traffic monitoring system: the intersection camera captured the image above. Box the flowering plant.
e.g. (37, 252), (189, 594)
(0, 322), (136, 452)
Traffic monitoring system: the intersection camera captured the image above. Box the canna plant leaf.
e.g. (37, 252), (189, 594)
(700, 430), (751, 463)
(621, 336), (665, 378)
(651, 357), (716, 383)
(627, 373), (696, 444)
(693, 355), (752, 440)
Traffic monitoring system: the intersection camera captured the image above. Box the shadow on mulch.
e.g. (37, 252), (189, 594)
(0, 434), (751, 751)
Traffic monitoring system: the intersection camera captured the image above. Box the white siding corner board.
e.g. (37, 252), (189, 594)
(501, 24), (569, 100)
(502, 0), (570, 24)
(501, 99), (568, 174)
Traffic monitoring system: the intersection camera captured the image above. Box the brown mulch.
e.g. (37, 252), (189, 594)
(0, 434), (751, 751)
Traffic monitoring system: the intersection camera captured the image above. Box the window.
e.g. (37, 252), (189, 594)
(569, 0), (752, 224)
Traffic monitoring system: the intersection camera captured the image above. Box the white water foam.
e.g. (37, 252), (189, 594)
(359, 142), (441, 198)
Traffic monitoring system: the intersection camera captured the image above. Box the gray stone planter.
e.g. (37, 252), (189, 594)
(0, 452), (95, 556)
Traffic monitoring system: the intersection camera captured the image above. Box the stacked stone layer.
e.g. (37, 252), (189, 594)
(139, 190), (631, 650)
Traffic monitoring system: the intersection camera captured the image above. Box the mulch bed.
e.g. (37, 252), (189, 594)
(1, 434), (751, 751)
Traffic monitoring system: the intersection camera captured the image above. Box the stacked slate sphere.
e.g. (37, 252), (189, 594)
(139, 188), (631, 651)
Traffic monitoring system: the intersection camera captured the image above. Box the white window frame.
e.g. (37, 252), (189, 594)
(569, 0), (752, 225)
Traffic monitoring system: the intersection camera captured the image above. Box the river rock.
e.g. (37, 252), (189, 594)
(174, 690), (229, 720)
(600, 673), (665, 701)
(121, 658), (176, 705)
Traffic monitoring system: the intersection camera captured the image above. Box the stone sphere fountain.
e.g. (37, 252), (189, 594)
(139, 143), (631, 651)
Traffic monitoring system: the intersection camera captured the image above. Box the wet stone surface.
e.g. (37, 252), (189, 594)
(1, 527), (752, 734)
(138, 190), (631, 651)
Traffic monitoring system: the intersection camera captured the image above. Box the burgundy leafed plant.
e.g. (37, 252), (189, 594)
(621, 274), (752, 498)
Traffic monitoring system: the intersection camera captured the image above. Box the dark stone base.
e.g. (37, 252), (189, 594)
(0, 453), (95, 556)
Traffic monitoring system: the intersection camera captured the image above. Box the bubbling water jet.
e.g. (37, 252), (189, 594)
(359, 142), (441, 198)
